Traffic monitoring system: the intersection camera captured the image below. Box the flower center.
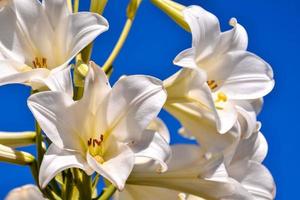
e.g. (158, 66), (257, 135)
(87, 134), (105, 164)
(214, 92), (228, 110)
(32, 57), (48, 69)
(207, 80), (218, 90)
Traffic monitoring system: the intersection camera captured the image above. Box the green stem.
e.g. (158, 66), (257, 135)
(97, 184), (116, 200)
(35, 120), (44, 168)
(80, 172), (92, 200)
(63, 170), (74, 200)
(102, 0), (142, 73)
(74, 0), (80, 12)
(29, 161), (39, 185)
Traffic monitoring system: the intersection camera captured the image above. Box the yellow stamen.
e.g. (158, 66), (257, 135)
(214, 92), (228, 110)
(217, 92), (227, 102)
(32, 57), (47, 68)
(207, 80), (218, 90)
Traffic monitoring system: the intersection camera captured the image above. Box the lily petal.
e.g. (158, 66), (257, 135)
(105, 75), (167, 142)
(0, 60), (49, 86)
(5, 185), (44, 200)
(213, 18), (248, 55)
(131, 129), (171, 173)
(164, 103), (239, 155)
(115, 185), (181, 200)
(235, 100), (257, 139)
(87, 142), (135, 190)
(82, 62), (111, 113)
(164, 68), (210, 109)
(128, 145), (252, 199)
(228, 160), (276, 200)
(9, 0), (55, 63)
(173, 48), (198, 68)
(28, 91), (85, 151)
(215, 51), (275, 100)
(182, 6), (220, 61)
(147, 118), (170, 144)
(39, 144), (93, 188)
(54, 13), (108, 72)
(43, 65), (73, 97)
(231, 131), (268, 165)
(214, 100), (238, 134)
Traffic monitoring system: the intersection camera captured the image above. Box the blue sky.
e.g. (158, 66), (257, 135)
(0, 0), (298, 199)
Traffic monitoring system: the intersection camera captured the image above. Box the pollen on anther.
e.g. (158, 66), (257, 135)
(207, 80), (218, 90)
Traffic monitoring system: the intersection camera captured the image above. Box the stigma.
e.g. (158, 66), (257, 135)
(214, 92), (228, 110)
(94, 155), (104, 164)
(32, 57), (48, 68)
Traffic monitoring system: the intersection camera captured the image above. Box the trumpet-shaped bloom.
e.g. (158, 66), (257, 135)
(171, 5), (274, 133)
(5, 185), (44, 200)
(116, 145), (253, 200)
(165, 93), (275, 199)
(28, 63), (169, 190)
(0, 0), (108, 89)
(225, 126), (276, 200)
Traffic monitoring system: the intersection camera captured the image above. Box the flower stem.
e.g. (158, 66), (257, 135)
(74, 0), (80, 12)
(98, 184), (116, 200)
(35, 120), (44, 168)
(102, 0), (142, 72)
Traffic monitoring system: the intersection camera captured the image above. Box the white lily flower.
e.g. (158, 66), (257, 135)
(27, 63), (169, 190)
(116, 145), (253, 200)
(166, 94), (275, 200)
(0, 0), (108, 89)
(5, 185), (45, 200)
(171, 5), (274, 133)
(225, 124), (276, 200)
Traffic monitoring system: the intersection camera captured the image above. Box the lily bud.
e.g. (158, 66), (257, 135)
(90, 0), (108, 14)
(74, 61), (89, 87)
(127, 0), (142, 20)
(0, 131), (36, 148)
(150, 0), (190, 32)
(0, 144), (35, 165)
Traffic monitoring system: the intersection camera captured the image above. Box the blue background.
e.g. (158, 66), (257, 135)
(0, 0), (297, 199)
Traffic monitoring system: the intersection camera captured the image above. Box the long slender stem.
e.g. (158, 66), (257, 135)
(102, 19), (133, 72)
(35, 120), (44, 168)
(102, 0), (141, 72)
(74, 0), (80, 12)
(97, 184), (116, 200)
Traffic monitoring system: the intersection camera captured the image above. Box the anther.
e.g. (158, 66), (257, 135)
(32, 57), (48, 68)
(207, 80), (218, 90)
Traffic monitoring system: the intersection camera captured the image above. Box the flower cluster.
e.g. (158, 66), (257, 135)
(1, 0), (275, 200)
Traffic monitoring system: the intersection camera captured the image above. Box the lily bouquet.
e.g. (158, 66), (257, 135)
(0, 0), (276, 199)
